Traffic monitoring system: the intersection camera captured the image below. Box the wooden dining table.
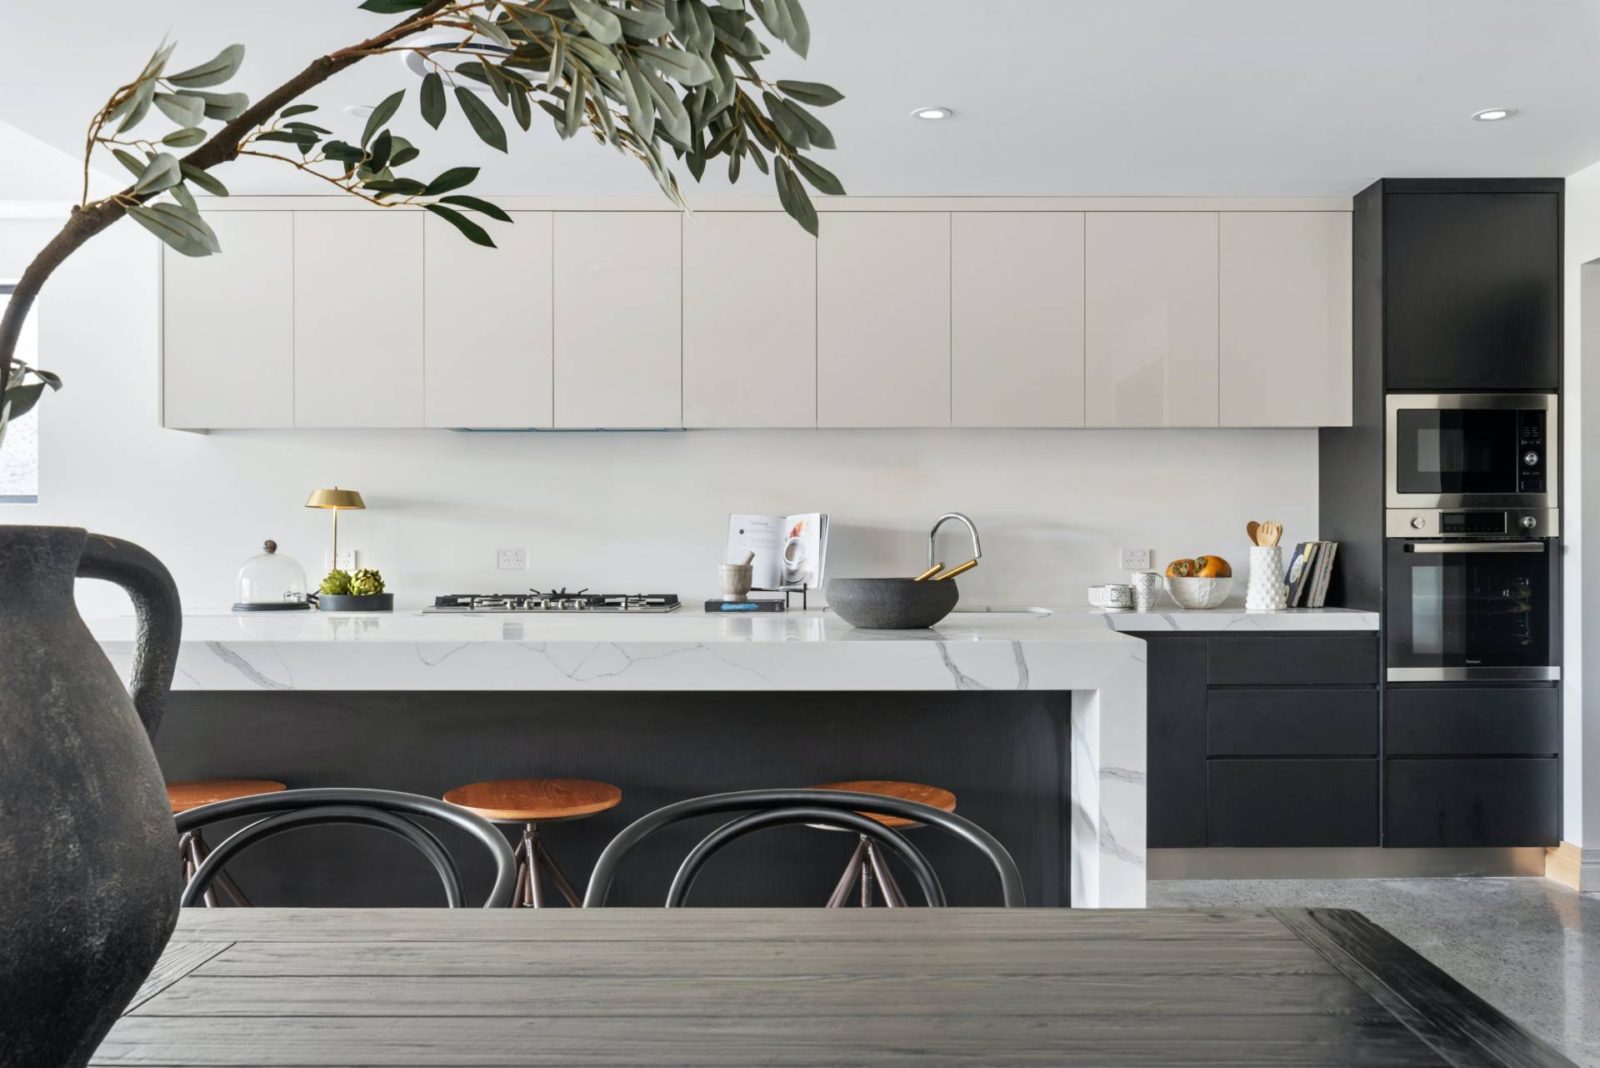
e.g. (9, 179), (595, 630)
(94, 906), (1572, 1067)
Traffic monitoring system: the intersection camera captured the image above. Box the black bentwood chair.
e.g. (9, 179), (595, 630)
(173, 787), (519, 908)
(583, 788), (1026, 908)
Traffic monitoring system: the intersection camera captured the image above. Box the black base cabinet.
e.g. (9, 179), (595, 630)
(1146, 636), (1560, 849)
(1385, 759), (1560, 847)
(1146, 632), (1379, 849)
(1209, 759), (1378, 847)
(1383, 683), (1561, 847)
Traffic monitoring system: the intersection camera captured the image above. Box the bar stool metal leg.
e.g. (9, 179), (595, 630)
(533, 832), (584, 908)
(826, 837), (868, 908)
(867, 842), (907, 908)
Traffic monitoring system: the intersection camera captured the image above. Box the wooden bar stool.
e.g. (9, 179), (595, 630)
(812, 780), (957, 908)
(443, 778), (622, 908)
(167, 779), (286, 907)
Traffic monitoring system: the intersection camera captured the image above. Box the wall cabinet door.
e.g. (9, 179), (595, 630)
(952, 212), (1085, 427)
(1383, 190), (1560, 391)
(1220, 212), (1352, 427)
(424, 211), (552, 428)
(683, 213), (816, 428)
(553, 212), (681, 428)
(163, 212), (294, 428)
(1085, 212), (1218, 427)
(817, 213), (950, 428)
(294, 212), (425, 427)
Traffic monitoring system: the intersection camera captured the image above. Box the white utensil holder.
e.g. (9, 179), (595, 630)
(1245, 546), (1287, 612)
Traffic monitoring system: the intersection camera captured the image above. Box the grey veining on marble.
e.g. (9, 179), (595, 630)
(1151, 877), (1600, 1067)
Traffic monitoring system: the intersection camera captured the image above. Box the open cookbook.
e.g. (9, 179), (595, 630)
(726, 513), (829, 590)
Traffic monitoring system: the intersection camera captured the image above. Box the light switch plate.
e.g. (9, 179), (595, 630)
(334, 550), (358, 572)
(497, 548), (528, 570)
(1119, 548), (1152, 571)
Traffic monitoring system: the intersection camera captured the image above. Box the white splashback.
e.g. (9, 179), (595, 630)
(3, 219), (1317, 618)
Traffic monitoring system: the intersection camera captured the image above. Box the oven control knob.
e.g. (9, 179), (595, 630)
(1521, 515), (1538, 530)
(1409, 516), (1426, 530)
(1524, 451), (1540, 466)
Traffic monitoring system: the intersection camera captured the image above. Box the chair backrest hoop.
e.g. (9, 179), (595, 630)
(181, 807), (463, 907)
(585, 788), (1025, 907)
(175, 787), (518, 908)
(667, 807), (945, 907)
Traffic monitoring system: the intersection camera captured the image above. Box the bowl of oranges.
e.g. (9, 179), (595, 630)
(1164, 556), (1233, 609)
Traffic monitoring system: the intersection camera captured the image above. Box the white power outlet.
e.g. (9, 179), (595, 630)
(1119, 548), (1153, 571)
(497, 548), (528, 571)
(333, 549), (358, 572)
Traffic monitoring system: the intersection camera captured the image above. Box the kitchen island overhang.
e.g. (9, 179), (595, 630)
(90, 610), (1147, 908)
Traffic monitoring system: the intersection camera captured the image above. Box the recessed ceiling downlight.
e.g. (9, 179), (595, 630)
(1472, 107), (1518, 122)
(345, 104), (375, 119)
(402, 37), (513, 94)
(912, 106), (953, 121)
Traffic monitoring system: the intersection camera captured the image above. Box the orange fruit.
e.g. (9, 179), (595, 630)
(1165, 558), (1197, 578)
(1194, 555), (1232, 578)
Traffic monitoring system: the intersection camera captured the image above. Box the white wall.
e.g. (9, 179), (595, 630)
(0, 211), (1320, 619)
(1567, 158), (1600, 857)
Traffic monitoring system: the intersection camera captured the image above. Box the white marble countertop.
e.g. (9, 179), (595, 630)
(84, 605), (1375, 647)
(1092, 607), (1379, 632)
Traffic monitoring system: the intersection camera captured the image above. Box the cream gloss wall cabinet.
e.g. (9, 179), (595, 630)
(423, 211), (554, 428)
(682, 212), (817, 428)
(952, 212), (1087, 427)
(160, 199), (1353, 432)
(816, 212), (951, 428)
(293, 211), (425, 428)
(162, 211), (294, 430)
(553, 211), (681, 429)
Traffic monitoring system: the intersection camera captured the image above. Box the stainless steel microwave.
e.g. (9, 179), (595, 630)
(1386, 393), (1556, 510)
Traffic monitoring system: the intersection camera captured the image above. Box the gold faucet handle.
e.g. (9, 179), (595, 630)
(912, 563), (944, 582)
(932, 559), (978, 581)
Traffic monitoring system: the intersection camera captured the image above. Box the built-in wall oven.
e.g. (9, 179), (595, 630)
(1384, 508), (1559, 682)
(1386, 393), (1556, 511)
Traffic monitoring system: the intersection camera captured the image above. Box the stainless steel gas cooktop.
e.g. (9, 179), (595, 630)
(425, 589), (681, 613)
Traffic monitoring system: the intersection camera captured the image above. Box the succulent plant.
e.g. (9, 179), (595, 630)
(318, 568), (352, 596)
(349, 568), (385, 597)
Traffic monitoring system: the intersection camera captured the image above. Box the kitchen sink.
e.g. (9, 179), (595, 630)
(948, 606), (1054, 618)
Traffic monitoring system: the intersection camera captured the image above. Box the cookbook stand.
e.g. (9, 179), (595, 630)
(751, 585), (811, 610)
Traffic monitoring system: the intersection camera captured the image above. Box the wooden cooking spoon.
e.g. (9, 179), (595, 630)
(1246, 521), (1260, 546)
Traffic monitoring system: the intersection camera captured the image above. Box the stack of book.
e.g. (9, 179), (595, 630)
(1282, 541), (1339, 608)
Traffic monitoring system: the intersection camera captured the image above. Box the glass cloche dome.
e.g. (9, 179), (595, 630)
(233, 540), (311, 611)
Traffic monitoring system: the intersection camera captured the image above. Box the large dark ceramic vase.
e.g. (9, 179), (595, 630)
(0, 527), (182, 1068)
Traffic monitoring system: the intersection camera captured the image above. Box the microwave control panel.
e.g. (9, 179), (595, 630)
(1518, 410), (1546, 494)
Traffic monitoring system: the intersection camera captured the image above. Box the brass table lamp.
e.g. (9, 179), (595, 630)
(305, 487), (365, 568)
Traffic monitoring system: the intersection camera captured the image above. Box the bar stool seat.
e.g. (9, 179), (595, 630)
(811, 779), (957, 908)
(168, 779), (286, 907)
(444, 778), (621, 908)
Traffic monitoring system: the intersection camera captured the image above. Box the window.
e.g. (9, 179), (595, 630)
(0, 284), (40, 503)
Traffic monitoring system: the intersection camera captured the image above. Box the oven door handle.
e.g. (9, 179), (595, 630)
(1406, 541), (1546, 554)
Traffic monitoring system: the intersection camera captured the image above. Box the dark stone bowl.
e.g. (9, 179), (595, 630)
(825, 577), (960, 630)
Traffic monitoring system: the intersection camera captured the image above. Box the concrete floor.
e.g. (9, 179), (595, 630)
(1150, 877), (1600, 1067)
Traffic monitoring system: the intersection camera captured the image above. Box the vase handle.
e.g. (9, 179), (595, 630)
(78, 534), (182, 739)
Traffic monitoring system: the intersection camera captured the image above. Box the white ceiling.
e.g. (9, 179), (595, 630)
(4, 0), (1600, 199)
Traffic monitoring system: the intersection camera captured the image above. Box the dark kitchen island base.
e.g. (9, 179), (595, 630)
(153, 691), (1072, 908)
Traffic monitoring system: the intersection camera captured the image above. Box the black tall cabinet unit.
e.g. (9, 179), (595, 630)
(1317, 178), (1563, 849)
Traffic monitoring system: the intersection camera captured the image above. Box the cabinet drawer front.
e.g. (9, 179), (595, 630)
(1207, 759), (1378, 847)
(1384, 759), (1559, 847)
(1386, 686), (1559, 756)
(1207, 690), (1377, 757)
(1206, 635), (1377, 686)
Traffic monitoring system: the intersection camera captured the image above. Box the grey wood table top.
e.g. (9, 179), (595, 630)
(94, 907), (1573, 1067)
